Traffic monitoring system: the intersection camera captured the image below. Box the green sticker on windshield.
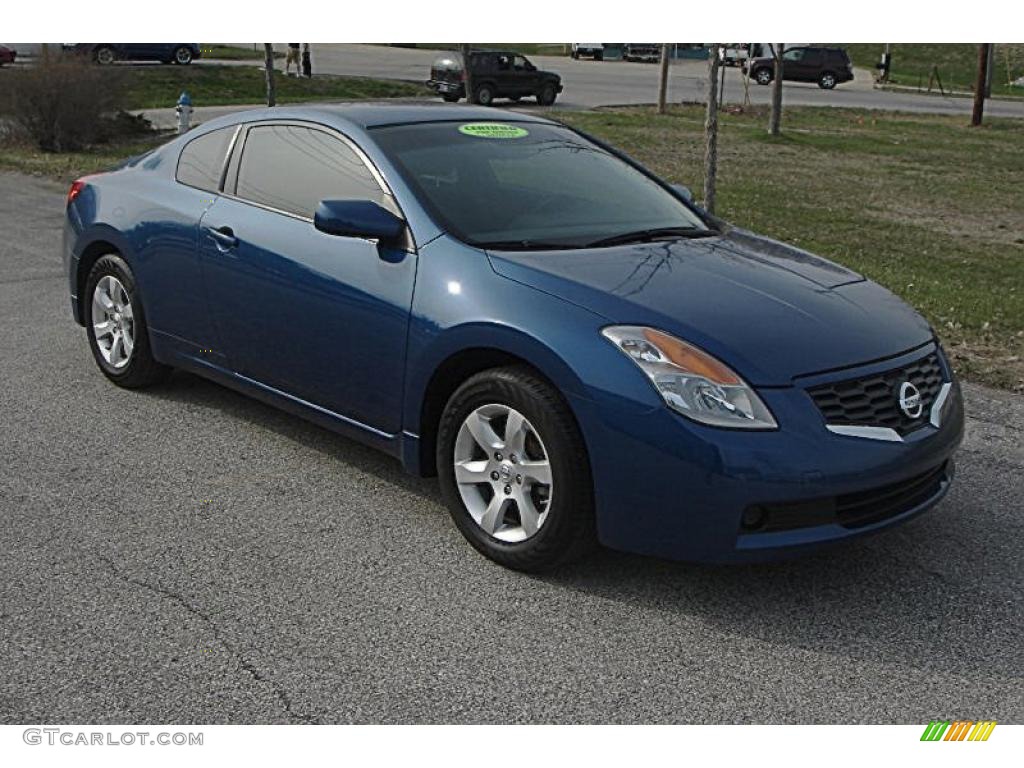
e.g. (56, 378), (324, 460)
(458, 123), (529, 139)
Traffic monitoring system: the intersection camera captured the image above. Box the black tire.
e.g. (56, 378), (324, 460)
(473, 83), (495, 106)
(84, 254), (170, 389)
(172, 46), (194, 65)
(754, 67), (773, 85)
(818, 70), (837, 89)
(537, 83), (557, 106)
(93, 46), (116, 66)
(436, 366), (596, 572)
(441, 94), (460, 103)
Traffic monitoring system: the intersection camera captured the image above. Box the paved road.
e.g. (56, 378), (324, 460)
(293, 44), (1024, 119)
(1, 172), (1022, 724)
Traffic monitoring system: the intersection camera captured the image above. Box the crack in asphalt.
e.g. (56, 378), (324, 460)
(96, 554), (320, 724)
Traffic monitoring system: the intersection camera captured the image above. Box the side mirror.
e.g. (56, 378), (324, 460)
(671, 183), (694, 202)
(314, 199), (405, 242)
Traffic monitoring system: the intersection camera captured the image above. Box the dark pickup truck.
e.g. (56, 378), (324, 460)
(428, 50), (563, 106)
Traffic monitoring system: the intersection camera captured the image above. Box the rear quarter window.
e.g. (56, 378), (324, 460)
(176, 127), (236, 193)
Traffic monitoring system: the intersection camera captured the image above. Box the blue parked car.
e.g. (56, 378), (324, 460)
(63, 43), (201, 65)
(63, 105), (963, 571)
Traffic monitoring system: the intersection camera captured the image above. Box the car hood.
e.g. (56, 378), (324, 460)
(487, 229), (933, 386)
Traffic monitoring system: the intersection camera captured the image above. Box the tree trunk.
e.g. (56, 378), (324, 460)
(263, 44), (277, 107)
(703, 44), (721, 214)
(769, 43), (784, 135)
(657, 44), (671, 114)
(460, 44), (475, 104)
(971, 43), (990, 126)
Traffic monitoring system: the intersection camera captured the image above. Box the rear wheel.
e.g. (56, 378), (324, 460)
(437, 366), (596, 571)
(442, 94), (460, 103)
(473, 83), (495, 106)
(818, 71), (837, 89)
(537, 83), (557, 106)
(93, 46), (116, 65)
(754, 67), (773, 85)
(85, 254), (170, 388)
(172, 46), (194, 65)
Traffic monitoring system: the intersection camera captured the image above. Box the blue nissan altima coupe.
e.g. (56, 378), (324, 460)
(63, 104), (963, 571)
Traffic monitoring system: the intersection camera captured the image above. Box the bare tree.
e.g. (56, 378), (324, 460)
(460, 44), (475, 103)
(971, 43), (991, 127)
(263, 44), (277, 107)
(769, 43), (784, 135)
(658, 44), (671, 114)
(703, 44), (722, 213)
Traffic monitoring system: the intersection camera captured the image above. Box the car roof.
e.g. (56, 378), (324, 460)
(195, 102), (557, 133)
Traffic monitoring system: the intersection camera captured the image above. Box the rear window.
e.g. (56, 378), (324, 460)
(176, 127), (235, 192)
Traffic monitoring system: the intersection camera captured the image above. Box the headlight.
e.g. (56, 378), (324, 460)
(602, 326), (777, 429)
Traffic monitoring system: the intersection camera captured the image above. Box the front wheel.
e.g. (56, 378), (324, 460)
(754, 67), (773, 85)
(537, 83), (557, 106)
(172, 46), (194, 65)
(85, 254), (170, 388)
(441, 94), (460, 103)
(437, 366), (596, 571)
(93, 46), (116, 65)
(818, 71), (837, 89)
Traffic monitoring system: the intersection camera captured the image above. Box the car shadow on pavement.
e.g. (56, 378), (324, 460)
(142, 370), (1020, 683)
(538, 493), (1021, 682)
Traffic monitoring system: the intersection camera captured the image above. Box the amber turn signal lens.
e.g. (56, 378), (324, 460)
(642, 328), (742, 385)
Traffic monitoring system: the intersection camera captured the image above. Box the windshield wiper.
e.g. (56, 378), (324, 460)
(584, 227), (715, 248)
(474, 239), (581, 252)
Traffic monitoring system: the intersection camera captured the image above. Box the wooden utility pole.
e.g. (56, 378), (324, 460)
(769, 43), (784, 135)
(658, 44), (671, 114)
(263, 44), (277, 107)
(460, 44), (475, 103)
(703, 44), (722, 214)
(971, 43), (991, 126)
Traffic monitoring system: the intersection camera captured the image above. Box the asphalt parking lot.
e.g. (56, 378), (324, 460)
(1, 172), (1022, 724)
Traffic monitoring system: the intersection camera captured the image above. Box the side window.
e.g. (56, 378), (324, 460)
(783, 48), (804, 62)
(176, 126), (235, 192)
(234, 124), (397, 219)
(513, 56), (528, 71)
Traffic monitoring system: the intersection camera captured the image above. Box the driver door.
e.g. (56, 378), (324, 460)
(198, 122), (417, 433)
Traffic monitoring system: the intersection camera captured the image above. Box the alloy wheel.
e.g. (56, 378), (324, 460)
(92, 275), (135, 369)
(453, 404), (553, 543)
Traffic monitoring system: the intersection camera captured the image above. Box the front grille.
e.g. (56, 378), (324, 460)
(741, 461), (949, 534)
(807, 352), (944, 435)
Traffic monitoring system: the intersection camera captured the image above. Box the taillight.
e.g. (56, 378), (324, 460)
(67, 179), (87, 206)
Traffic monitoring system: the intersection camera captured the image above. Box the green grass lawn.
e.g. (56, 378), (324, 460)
(839, 44), (1024, 97)
(122, 64), (429, 110)
(558, 107), (1024, 391)
(0, 134), (171, 182)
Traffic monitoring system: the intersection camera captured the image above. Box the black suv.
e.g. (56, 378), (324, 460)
(428, 50), (563, 106)
(744, 46), (853, 89)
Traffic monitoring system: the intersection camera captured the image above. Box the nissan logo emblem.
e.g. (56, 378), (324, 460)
(899, 381), (923, 419)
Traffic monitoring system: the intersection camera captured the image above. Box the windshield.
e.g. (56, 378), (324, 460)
(372, 121), (710, 250)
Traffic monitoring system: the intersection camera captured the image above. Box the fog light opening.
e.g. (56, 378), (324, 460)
(741, 506), (767, 532)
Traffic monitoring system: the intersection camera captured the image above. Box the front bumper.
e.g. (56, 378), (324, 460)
(575, 345), (965, 563)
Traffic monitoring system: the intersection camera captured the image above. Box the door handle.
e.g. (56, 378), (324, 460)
(207, 225), (238, 250)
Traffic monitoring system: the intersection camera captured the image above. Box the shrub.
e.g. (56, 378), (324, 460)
(1, 53), (138, 151)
